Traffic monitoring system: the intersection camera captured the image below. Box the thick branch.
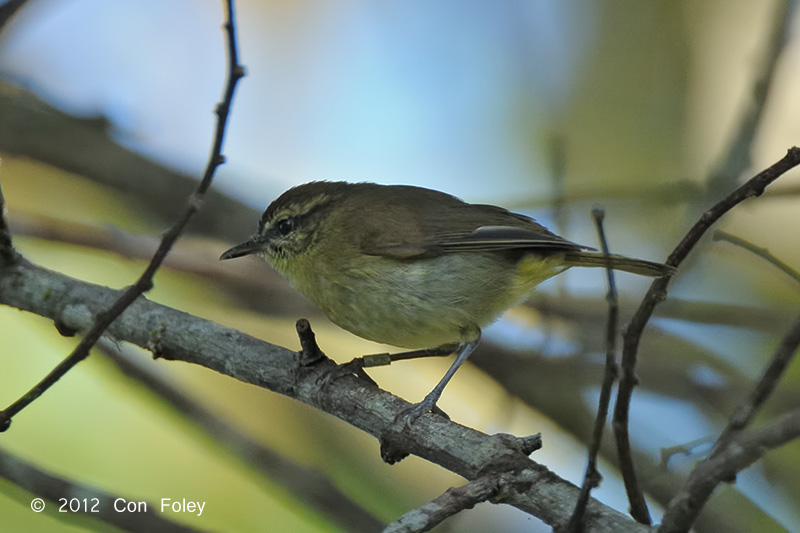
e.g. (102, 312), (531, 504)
(0, 258), (650, 533)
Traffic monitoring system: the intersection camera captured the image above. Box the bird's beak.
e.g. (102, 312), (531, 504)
(220, 237), (265, 260)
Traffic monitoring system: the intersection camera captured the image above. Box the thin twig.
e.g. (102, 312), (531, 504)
(658, 406), (800, 533)
(613, 147), (800, 524)
(659, 435), (714, 469)
(713, 230), (800, 287)
(0, 0), (245, 431)
(566, 208), (620, 533)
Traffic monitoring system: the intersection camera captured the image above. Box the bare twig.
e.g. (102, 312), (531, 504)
(659, 436), (714, 469)
(383, 473), (521, 533)
(613, 147), (800, 524)
(713, 230), (800, 287)
(0, 445), (202, 532)
(97, 339), (383, 532)
(566, 208), (620, 532)
(0, 0), (245, 431)
(658, 407), (800, 533)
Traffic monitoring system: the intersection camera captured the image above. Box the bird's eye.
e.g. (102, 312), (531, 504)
(275, 217), (295, 236)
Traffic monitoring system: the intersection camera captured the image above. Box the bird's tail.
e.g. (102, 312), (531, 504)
(562, 252), (675, 277)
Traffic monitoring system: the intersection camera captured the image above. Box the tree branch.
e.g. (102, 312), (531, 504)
(473, 324), (792, 532)
(0, 258), (651, 533)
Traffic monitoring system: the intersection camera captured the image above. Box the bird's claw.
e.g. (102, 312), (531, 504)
(379, 395), (449, 464)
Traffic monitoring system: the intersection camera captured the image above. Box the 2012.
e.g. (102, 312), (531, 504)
(59, 498), (100, 513)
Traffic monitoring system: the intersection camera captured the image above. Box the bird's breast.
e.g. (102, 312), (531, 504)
(281, 250), (566, 349)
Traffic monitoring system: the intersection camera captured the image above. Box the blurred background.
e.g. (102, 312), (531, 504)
(0, 0), (799, 531)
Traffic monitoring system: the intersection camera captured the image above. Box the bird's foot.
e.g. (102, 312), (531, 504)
(379, 393), (449, 464)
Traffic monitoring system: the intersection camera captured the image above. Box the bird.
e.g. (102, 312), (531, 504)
(220, 181), (672, 424)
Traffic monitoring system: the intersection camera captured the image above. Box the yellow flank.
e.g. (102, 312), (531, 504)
(506, 253), (567, 310)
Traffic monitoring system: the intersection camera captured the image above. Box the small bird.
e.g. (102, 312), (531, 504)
(221, 181), (672, 423)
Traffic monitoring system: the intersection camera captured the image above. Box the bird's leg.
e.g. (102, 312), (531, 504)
(320, 344), (460, 405)
(379, 337), (480, 464)
(391, 337), (480, 427)
(361, 343), (459, 367)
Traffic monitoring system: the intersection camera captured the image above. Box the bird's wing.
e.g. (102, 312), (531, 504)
(363, 225), (591, 259)
(352, 192), (591, 259)
(436, 225), (591, 252)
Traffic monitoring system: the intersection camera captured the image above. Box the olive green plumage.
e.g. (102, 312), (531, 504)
(221, 181), (672, 349)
